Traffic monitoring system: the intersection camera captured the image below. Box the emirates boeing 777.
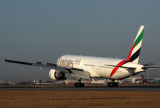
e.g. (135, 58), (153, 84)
(4, 25), (160, 87)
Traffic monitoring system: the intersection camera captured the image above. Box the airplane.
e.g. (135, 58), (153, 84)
(138, 75), (160, 84)
(139, 75), (147, 84)
(4, 25), (160, 87)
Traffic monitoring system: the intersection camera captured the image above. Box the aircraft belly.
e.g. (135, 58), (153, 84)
(96, 67), (112, 78)
(83, 66), (100, 77)
(111, 68), (132, 80)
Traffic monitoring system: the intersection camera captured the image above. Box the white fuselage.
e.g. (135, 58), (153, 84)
(57, 55), (144, 80)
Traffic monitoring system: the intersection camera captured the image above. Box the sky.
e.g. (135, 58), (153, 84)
(0, 0), (160, 81)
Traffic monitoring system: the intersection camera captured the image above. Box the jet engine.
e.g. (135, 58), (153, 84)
(49, 69), (66, 80)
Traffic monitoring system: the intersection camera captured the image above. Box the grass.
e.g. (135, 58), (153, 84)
(0, 90), (160, 108)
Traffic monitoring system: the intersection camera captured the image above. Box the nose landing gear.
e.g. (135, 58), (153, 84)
(74, 78), (85, 87)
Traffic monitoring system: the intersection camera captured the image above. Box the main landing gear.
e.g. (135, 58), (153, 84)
(107, 80), (118, 87)
(74, 78), (85, 87)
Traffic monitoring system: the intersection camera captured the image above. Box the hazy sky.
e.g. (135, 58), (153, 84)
(1, 0), (160, 81)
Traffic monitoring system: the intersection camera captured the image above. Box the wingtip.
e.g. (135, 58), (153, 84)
(3, 58), (6, 62)
(3, 58), (8, 62)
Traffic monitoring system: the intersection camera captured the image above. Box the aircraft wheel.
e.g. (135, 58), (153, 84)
(108, 82), (118, 87)
(75, 82), (85, 87)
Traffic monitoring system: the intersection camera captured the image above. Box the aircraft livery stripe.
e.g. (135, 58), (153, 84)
(127, 41), (135, 61)
(129, 48), (141, 62)
(134, 29), (144, 49)
(110, 60), (128, 77)
(127, 28), (144, 63)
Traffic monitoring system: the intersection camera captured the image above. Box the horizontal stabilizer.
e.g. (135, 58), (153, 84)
(107, 65), (136, 69)
(142, 65), (160, 69)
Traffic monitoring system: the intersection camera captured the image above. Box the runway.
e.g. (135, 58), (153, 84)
(1, 86), (160, 92)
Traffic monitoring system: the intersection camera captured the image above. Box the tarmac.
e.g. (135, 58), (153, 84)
(1, 86), (160, 92)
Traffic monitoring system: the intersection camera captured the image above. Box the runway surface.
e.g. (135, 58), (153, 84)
(1, 86), (160, 92)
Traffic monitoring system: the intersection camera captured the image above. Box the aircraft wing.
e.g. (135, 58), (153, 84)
(4, 59), (61, 69)
(4, 59), (90, 80)
(71, 70), (90, 79)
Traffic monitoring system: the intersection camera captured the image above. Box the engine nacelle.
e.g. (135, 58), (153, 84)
(49, 69), (66, 80)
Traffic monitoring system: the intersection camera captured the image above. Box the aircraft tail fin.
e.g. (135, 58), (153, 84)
(127, 25), (145, 63)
